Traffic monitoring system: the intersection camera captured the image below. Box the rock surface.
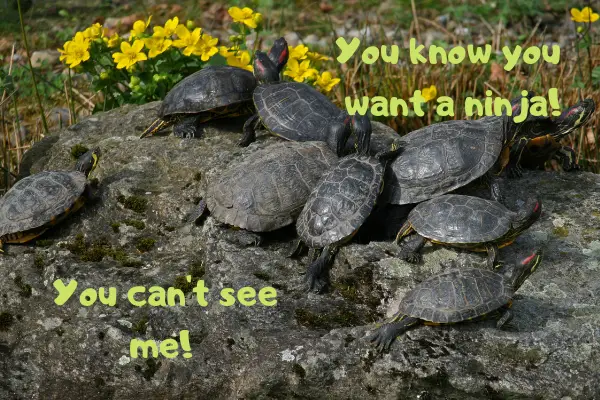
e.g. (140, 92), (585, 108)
(1, 102), (599, 399)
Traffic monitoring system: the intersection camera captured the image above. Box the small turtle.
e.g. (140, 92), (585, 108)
(140, 38), (289, 139)
(296, 115), (401, 292)
(193, 141), (337, 232)
(370, 251), (542, 352)
(395, 194), (541, 268)
(240, 58), (367, 157)
(0, 148), (101, 252)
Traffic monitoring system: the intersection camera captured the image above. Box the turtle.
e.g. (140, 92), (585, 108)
(240, 59), (368, 157)
(395, 194), (542, 269)
(382, 95), (592, 206)
(139, 37), (289, 139)
(295, 115), (402, 292)
(369, 250), (542, 352)
(192, 141), (338, 233)
(0, 148), (101, 252)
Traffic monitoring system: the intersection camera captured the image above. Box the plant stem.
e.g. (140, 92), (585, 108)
(17, 0), (49, 134)
(67, 68), (77, 124)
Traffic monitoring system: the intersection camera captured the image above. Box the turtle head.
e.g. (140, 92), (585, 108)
(267, 37), (289, 73)
(328, 114), (352, 157)
(511, 197), (542, 236)
(507, 250), (542, 291)
(75, 147), (101, 177)
(351, 114), (372, 156)
(253, 51), (280, 84)
(552, 98), (595, 140)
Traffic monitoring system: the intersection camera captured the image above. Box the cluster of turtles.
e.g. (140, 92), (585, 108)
(0, 36), (595, 351)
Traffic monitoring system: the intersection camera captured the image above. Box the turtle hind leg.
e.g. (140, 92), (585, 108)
(140, 118), (171, 138)
(306, 245), (338, 293)
(398, 234), (426, 264)
(369, 316), (421, 352)
(239, 113), (260, 147)
(188, 200), (208, 224)
(173, 115), (203, 139)
(554, 146), (580, 171)
(485, 243), (500, 270)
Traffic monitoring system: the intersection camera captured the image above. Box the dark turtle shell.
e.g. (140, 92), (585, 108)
(297, 154), (383, 247)
(383, 116), (504, 205)
(0, 171), (87, 236)
(408, 194), (512, 243)
(253, 81), (346, 141)
(206, 142), (337, 232)
(398, 268), (512, 323)
(159, 66), (256, 117)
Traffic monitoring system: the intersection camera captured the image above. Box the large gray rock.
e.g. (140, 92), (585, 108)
(1, 102), (599, 399)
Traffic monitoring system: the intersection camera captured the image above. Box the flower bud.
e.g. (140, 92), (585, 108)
(253, 13), (263, 26)
(186, 20), (195, 30)
(577, 25), (584, 33)
(130, 76), (141, 87)
(100, 71), (109, 80)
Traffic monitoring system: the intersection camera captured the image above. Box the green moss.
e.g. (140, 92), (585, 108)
(193, 172), (202, 181)
(117, 194), (148, 214)
(123, 219), (145, 230)
(591, 211), (600, 218)
(491, 343), (543, 366)
(136, 359), (161, 381)
(132, 315), (148, 334)
(33, 254), (45, 271)
(110, 222), (121, 233)
(135, 238), (156, 253)
(14, 276), (32, 298)
(35, 239), (54, 247)
(173, 276), (195, 294)
(0, 312), (14, 331)
(253, 271), (271, 281)
(164, 226), (176, 232)
(552, 226), (569, 237)
(70, 144), (89, 159)
(173, 261), (205, 294)
(62, 233), (142, 267)
(294, 308), (362, 330)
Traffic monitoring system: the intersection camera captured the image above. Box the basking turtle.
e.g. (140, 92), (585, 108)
(240, 60), (367, 157)
(296, 116), (401, 292)
(194, 141), (337, 232)
(370, 251), (542, 351)
(0, 148), (101, 252)
(140, 37), (289, 139)
(395, 194), (541, 268)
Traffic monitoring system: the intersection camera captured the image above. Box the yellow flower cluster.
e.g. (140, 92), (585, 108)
(571, 7), (599, 23)
(283, 44), (340, 92)
(58, 32), (91, 68)
(228, 7), (263, 29)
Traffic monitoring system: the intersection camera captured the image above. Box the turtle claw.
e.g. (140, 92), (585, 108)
(400, 249), (422, 264)
(306, 274), (328, 294)
(369, 326), (396, 352)
(506, 164), (524, 179)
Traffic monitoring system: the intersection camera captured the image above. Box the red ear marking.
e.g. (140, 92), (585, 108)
(521, 253), (537, 265)
(566, 108), (579, 118)
(279, 49), (289, 64)
(533, 202), (540, 213)
(512, 104), (519, 112)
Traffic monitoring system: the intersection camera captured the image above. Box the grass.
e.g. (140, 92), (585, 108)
(1, 0), (599, 194)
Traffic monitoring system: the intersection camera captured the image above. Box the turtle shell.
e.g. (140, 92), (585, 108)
(253, 81), (345, 142)
(398, 268), (512, 323)
(206, 141), (337, 232)
(0, 171), (87, 236)
(408, 194), (513, 243)
(383, 116), (504, 205)
(297, 154), (383, 248)
(159, 66), (256, 117)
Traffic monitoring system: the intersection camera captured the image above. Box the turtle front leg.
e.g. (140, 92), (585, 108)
(496, 308), (513, 328)
(239, 113), (260, 147)
(187, 200), (208, 224)
(398, 234), (426, 264)
(173, 115), (203, 138)
(554, 146), (580, 171)
(486, 173), (505, 204)
(485, 243), (500, 270)
(369, 315), (421, 352)
(505, 137), (529, 178)
(306, 245), (338, 293)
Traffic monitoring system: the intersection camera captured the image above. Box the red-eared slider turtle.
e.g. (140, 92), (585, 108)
(296, 116), (401, 292)
(193, 141), (337, 232)
(0, 148), (101, 251)
(140, 38), (289, 139)
(395, 194), (541, 268)
(240, 60), (367, 157)
(370, 251), (542, 351)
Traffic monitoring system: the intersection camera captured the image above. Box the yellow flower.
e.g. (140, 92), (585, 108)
(307, 51), (330, 62)
(314, 71), (340, 92)
(153, 16), (179, 38)
(130, 16), (152, 40)
(192, 33), (218, 61)
(571, 7), (599, 23)
(58, 32), (90, 68)
(173, 25), (202, 56)
(289, 44), (309, 60)
(228, 7), (259, 29)
(226, 50), (253, 72)
(82, 23), (105, 39)
(219, 46), (236, 58)
(106, 33), (121, 48)
(112, 40), (147, 69)
(421, 85), (437, 102)
(144, 36), (173, 58)
(283, 59), (318, 82)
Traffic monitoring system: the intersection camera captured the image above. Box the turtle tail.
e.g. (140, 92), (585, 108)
(0, 237), (5, 253)
(140, 119), (170, 139)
